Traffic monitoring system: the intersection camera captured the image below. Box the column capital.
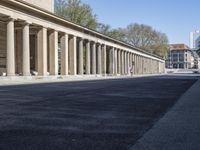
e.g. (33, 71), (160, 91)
(96, 42), (102, 46)
(70, 33), (77, 37)
(91, 41), (96, 45)
(110, 47), (115, 50)
(7, 17), (15, 22)
(24, 20), (32, 25)
(77, 36), (83, 40)
(86, 39), (91, 43)
(103, 44), (107, 49)
(60, 32), (68, 37)
(62, 32), (68, 35)
(37, 26), (48, 31)
(48, 29), (59, 34)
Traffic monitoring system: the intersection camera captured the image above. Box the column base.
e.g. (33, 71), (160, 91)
(7, 73), (16, 77)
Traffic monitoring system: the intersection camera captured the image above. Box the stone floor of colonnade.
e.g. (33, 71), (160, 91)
(0, 74), (199, 150)
(0, 74), (160, 86)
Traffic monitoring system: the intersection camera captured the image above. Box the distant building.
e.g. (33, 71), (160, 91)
(190, 30), (200, 50)
(166, 44), (195, 69)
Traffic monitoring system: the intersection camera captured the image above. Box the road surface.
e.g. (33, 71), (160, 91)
(0, 75), (197, 150)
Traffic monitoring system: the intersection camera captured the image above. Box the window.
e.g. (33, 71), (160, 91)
(172, 53), (178, 61)
(179, 53), (184, 62)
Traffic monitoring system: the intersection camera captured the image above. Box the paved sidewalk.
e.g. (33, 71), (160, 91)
(130, 79), (200, 150)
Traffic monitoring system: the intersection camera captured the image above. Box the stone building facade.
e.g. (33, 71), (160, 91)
(166, 44), (194, 69)
(22, 0), (54, 12)
(0, 0), (165, 77)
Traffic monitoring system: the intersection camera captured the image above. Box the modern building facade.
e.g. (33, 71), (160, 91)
(166, 44), (194, 69)
(190, 30), (200, 50)
(0, 0), (165, 78)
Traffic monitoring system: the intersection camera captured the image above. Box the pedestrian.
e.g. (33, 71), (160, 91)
(130, 67), (133, 76)
(131, 61), (135, 76)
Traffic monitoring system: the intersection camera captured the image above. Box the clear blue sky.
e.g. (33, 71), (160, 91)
(81, 0), (200, 45)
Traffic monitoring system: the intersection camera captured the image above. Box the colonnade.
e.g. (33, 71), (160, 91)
(5, 19), (164, 77)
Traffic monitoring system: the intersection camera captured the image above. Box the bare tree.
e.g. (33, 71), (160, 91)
(125, 23), (168, 57)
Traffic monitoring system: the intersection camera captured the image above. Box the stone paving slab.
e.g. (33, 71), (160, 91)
(130, 78), (200, 150)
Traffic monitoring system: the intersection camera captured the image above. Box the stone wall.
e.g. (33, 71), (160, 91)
(0, 22), (6, 75)
(22, 0), (54, 12)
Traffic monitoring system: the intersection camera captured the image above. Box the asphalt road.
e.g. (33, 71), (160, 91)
(0, 76), (197, 150)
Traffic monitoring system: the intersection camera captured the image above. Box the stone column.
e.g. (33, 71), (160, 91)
(135, 55), (138, 74)
(137, 55), (139, 74)
(141, 57), (143, 74)
(121, 51), (124, 75)
(143, 57), (146, 74)
(127, 52), (130, 75)
(109, 47), (114, 75)
(114, 48), (117, 75)
(102, 44), (107, 75)
(6, 19), (15, 76)
(124, 51), (127, 74)
(126, 52), (129, 75)
(91, 42), (96, 74)
(69, 36), (77, 75)
(78, 38), (84, 75)
(97, 44), (102, 74)
(140, 56), (143, 74)
(142, 57), (145, 74)
(142, 57), (144, 74)
(139, 56), (141, 74)
(117, 49), (121, 75)
(37, 27), (47, 76)
(22, 23), (30, 76)
(85, 40), (90, 75)
(61, 33), (68, 75)
(49, 30), (58, 76)
(130, 53), (133, 69)
(129, 53), (131, 71)
(147, 58), (149, 74)
(140, 56), (142, 74)
(146, 58), (148, 74)
(148, 59), (150, 74)
(150, 59), (153, 74)
(132, 54), (135, 74)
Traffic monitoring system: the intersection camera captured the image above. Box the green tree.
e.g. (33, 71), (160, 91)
(55, 0), (97, 29)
